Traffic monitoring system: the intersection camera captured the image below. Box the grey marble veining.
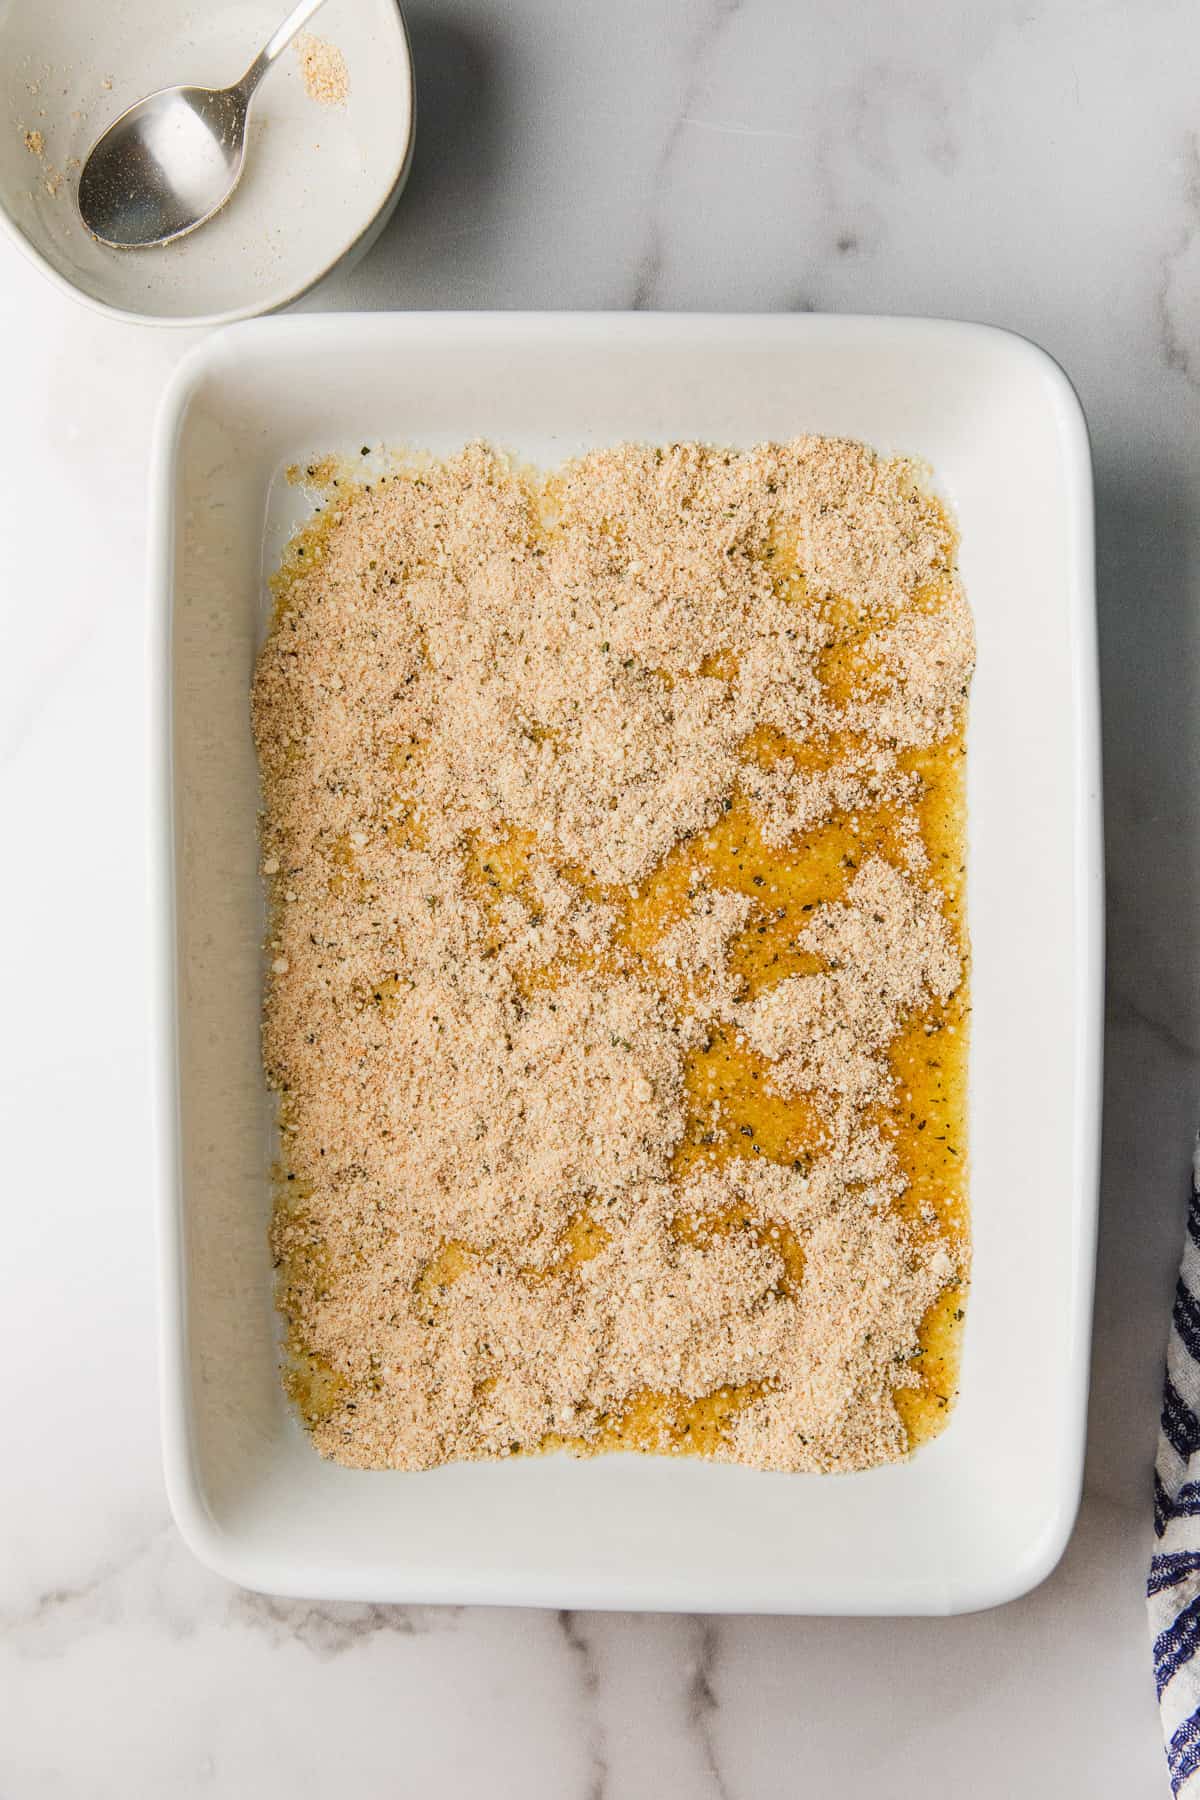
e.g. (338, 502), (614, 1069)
(3, 0), (1199, 1793)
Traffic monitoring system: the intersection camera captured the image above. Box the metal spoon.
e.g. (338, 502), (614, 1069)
(77, 0), (329, 249)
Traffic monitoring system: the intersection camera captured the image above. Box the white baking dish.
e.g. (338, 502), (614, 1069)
(148, 312), (1101, 1613)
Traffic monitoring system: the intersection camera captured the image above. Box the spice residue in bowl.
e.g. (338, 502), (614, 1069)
(295, 33), (349, 107)
(20, 124), (65, 198)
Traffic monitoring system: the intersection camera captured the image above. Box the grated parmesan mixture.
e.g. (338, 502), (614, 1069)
(252, 437), (974, 1473)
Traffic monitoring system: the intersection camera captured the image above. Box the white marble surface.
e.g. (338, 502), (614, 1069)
(1, 0), (1195, 1791)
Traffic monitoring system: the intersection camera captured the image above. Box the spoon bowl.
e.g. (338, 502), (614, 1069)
(78, 85), (250, 248)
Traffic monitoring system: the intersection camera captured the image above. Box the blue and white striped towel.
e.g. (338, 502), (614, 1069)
(1150, 1140), (1200, 1792)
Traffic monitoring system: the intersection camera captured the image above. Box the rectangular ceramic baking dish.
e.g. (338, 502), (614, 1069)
(148, 312), (1101, 1613)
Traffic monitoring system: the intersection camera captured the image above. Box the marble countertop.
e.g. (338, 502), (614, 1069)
(1, 0), (1194, 1792)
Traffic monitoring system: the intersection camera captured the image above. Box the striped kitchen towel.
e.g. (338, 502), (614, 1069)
(1150, 1139), (1200, 1793)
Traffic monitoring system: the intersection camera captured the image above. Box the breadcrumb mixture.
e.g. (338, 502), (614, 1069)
(252, 438), (974, 1474)
(294, 32), (349, 107)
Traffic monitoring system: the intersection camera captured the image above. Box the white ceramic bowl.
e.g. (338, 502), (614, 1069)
(0, 0), (413, 326)
(150, 312), (1102, 1613)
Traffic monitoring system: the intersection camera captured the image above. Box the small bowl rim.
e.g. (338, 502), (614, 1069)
(0, 2), (415, 329)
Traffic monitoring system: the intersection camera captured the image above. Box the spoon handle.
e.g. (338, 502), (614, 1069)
(237, 0), (329, 99)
